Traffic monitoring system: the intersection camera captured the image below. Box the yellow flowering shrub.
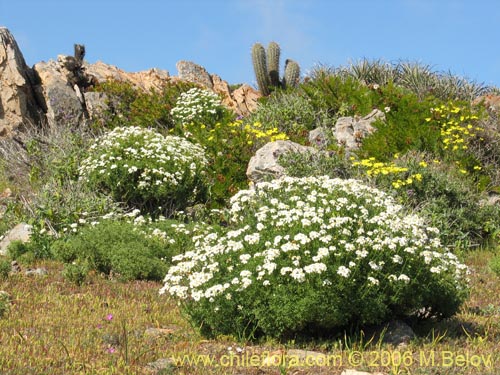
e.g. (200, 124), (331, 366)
(352, 157), (423, 189)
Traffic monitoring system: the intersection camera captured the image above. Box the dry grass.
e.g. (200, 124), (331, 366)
(0, 251), (499, 375)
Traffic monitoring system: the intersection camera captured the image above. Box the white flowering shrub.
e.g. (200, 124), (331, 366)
(79, 126), (209, 216)
(161, 176), (469, 340)
(170, 87), (225, 125)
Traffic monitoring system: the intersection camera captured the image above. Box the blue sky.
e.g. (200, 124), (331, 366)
(2, 0), (500, 88)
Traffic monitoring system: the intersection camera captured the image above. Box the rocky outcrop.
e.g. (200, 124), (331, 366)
(0, 27), (41, 136)
(0, 222), (32, 256)
(33, 59), (86, 127)
(231, 84), (260, 116)
(176, 61), (261, 117)
(334, 109), (385, 150)
(246, 140), (317, 183)
(84, 61), (171, 92)
(176, 60), (213, 88)
(0, 27), (261, 135)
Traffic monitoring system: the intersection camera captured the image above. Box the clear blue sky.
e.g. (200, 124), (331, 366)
(2, 0), (500, 88)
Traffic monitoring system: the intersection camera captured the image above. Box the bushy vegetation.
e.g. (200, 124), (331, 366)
(51, 220), (175, 282)
(162, 176), (469, 340)
(79, 126), (209, 217)
(1, 52), (500, 355)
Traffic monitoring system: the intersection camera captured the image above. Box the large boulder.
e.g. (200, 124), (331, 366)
(84, 61), (171, 92)
(176, 61), (261, 117)
(33, 59), (85, 128)
(334, 109), (385, 150)
(246, 140), (317, 183)
(176, 60), (213, 88)
(0, 223), (32, 256)
(0, 27), (42, 136)
(232, 84), (261, 117)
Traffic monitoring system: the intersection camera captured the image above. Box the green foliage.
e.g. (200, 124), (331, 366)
(280, 150), (354, 180)
(170, 87), (230, 126)
(62, 261), (89, 286)
(0, 291), (10, 318)
(489, 254), (500, 276)
(169, 119), (287, 208)
(79, 126), (209, 217)
(356, 152), (500, 249)
(311, 59), (492, 101)
(91, 80), (197, 130)
(247, 90), (333, 141)
(51, 220), (174, 281)
(251, 42), (300, 95)
(0, 259), (10, 280)
(162, 176), (469, 340)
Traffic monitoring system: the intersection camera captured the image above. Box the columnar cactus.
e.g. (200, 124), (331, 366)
(283, 59), (300, 88)
(267, 42), (281, 87)
(252, 43), (271, 96)
(251, 41), (300, 95)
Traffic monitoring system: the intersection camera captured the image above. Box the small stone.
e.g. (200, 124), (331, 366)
(261, 349), (285, 366)
(144, 327), (179, 338)
(25, 268), (48, 277)
(10, 260), (21, 273)
(146, 358), (176, 372)
(246, 140), (317, 184)
(0, 223), (33, 256)
(341, 370), (386, 375)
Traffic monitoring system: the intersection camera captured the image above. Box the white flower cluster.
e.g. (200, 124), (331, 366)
(161, 176), (469, 302)
(78, 126), (208, 194)
(170, 88), (223, 124)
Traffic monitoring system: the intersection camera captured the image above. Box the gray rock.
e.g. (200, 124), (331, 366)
(371, 320), (416, 347)
(176, 60), (213, 89)
(341, 370), (386, 375)
(309, 127), (329, 148)
(0, 27), (42, 136)
(246, 140), (317, 184)
(83, 91), (109, 122)
(33, 59), (85, 128)
(334, 109), (385, 150)
(0, 290), (11, 317)
(146, 358), (176, 373)
(10, 260), (21, 273)
(25, 267), (48, 277)
(0, 223), (32, 256)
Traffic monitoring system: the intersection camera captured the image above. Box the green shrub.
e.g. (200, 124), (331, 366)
(247, 90), (333, 141)
(0, 291), (10, 318)
(490, 254), (500, 276)
(162, 176), (469, 340)
(280, 150), (354, 180)
(79, 126), (209, 217)
(62, 261), (89, 286)
(170, 87), (229, 126)
(351, 152), (500, 249)
(169, 119), (287, 208)
(0, 259), (10, 280)
(51, 220), (175, 281)
(91, 80), (197, 130)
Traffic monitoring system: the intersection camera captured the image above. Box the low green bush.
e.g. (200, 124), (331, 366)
(246, 90), (333, 141)
(91, 80), (197, 130)
(51, 220), (176, 281)
(490, 254), (500, 276)
(0, 259), (10, 280)
(62, 261), (89, 286)
(0, 291), (10, 318)
(79, 126), (209, 217)
(162, 176), (469, 340)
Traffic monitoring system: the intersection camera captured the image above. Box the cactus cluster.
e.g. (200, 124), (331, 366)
(251, 42), (300, 96)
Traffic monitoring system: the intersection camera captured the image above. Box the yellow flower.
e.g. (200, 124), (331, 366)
(419, 161), (428, 168)
(460, 169), (467, 174)
(473, 165), (482, 171)
(413, 173), (423, 182)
